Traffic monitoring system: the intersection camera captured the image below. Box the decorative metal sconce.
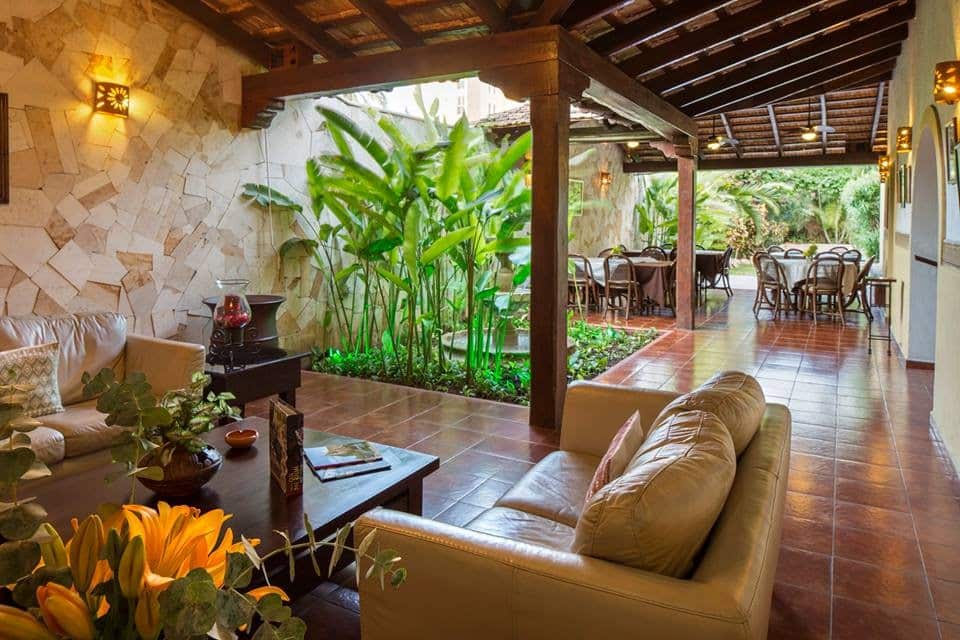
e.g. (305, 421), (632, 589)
(94, 82), (129, 117)
(895, 126), (912, 153)
(934, 61), (960, 104)
(598, 171), (613, 190)
(878, 155), (891, 183)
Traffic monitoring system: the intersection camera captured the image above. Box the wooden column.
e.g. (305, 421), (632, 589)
(675, 146), (697, 330)
(529, 92), (570, 429)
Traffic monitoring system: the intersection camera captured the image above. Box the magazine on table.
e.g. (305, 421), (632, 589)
(304, 440), (383, 470)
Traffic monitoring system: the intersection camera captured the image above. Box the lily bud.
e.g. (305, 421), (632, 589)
(36, 583), (95, 640)
(38, 523), (68, 570)
(67, 515), (103, 593)
(117, 536), (145, 599)
(134, 589), (160, 640)
(0, 604), (57, 640)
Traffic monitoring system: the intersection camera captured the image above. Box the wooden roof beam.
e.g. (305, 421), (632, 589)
(588, 0), (736, 58)
(624, 150), (880, 172)
(668, 23), (908, 107)
(819, 94), (829, 153)
(870, 80), (886, 147)
(692, 42), (902, 115)
(619, 0), (827, 78)
(350, 0), (424, 47)
(719, 113), (742, 158)
(462, 0), (509, 32)
(247, 0), (350, 60)
(162, 0), (273, 67)
(562, 0), (633, 30)
(645, 0), (912, 93)
(530, 0), (578, 26)
(768, 105), (781, 156)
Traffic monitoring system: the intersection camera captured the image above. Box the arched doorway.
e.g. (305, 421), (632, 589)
(908, 126), (940, 363)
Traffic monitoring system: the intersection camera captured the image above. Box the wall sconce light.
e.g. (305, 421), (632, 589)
(934, 61), (960, 104)
(599, 171), (613, 190)
(895, 126), (912, 153)
(878, 155), (891, 182)
(94, 81), (129, 117)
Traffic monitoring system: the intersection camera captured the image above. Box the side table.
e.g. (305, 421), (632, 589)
(864, 277), (896, 355)
(205, 348), (309, 415)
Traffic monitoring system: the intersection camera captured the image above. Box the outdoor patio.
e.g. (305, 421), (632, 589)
(243, 292), (955, 640)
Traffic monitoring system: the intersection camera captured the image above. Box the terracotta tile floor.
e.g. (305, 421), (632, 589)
(248, 291), (958, 640)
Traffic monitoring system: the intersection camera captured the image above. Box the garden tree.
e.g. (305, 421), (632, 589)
(841, 171), (882, 257)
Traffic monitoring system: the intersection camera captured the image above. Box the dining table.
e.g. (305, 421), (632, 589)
(769, 252), (859, 294)
(588, 256), (673, 307)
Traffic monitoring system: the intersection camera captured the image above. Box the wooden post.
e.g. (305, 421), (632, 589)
(675, 146), (697, 329)
(529, 92), (570, 430)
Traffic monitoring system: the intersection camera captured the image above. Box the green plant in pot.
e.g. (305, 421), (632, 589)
(82, 370), (239, 499)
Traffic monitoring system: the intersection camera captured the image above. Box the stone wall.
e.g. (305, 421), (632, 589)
(568, 142), (638, 257)
(0, 0), (389, 351)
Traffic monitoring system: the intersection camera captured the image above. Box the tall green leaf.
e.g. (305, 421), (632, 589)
(438, 117), (469, 200)
(421, 226), (476, 266)
(319, 107), (392, 173)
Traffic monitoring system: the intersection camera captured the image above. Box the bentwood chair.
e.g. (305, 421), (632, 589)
(568, 254), (597, 315)
(753, 252), (792, 320)
(599, 245), (627, 258)
(698, 247), (733, 300)
(828, 246), (848, 255)
(766, 245), (785, 254)
(843, 255), (876, 319)
(783, 248), (804, 258)
(799, 254), (845, 325)
(639, 246), (668, 261)
(660, 242), (674, 251)
(602, 255), (640, 320)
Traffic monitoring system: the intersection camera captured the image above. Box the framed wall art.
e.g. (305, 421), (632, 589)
(946, 117), (958, 184)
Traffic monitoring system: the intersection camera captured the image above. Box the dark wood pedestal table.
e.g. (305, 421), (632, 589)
(205, 348), (310, 415)
(27, 417), (440, 599)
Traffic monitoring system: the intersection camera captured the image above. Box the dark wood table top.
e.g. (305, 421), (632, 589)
(25, 417), (439, 558)
(205, 348), (310, 378)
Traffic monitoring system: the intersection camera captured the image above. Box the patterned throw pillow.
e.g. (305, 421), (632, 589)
(584, 410), (644, 502)
(0, 343), (64, 417)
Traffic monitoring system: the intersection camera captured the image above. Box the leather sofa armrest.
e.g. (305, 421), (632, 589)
(124, 334), (205, 395)
(560, 381), (679, 457)
(356, 509), (750, 640)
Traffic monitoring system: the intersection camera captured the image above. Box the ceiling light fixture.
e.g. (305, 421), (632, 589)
(800, 97), (818, 142)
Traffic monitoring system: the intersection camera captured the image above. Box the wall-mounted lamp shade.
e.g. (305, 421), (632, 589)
(895, 127), (912, 153)
(934, 61), (960, 104)
(94, 82), (129, 117)
(878, 155), (892, 172)
(599, 171), (613, 188)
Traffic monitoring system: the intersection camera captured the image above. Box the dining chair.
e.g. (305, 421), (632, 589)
(602, 255), (639, 320)
(783, 248), (804, 258)
(720, 246), (735, 296)
(696, 244), (707, 250)
(598, 244), (627, 258)
(698, 246), (731, 301)
(639, 246), (668, 261)
(567, 254), (597, 315)
(799, 254), (845, 325)
(767, 245), (785, 253)
(660, 243), (674, 251)
(841, 249), (862, 274)
(843, 255), (876, 319)
(829, 246), (847, 255)
(753, 252), (792, 320)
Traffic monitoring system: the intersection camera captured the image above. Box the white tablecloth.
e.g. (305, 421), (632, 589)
(773, 257), (858, 294)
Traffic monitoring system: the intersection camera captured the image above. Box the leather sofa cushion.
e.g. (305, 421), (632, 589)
(466, 507), (575, 551)
(1, 426), (66, 466)
(653, 370), (765, 456)
(38, 399), (124, 457)
(496, 451), (600, 527)
(0, 313), (126, 405)
(573, 410), (736, 578)
(585, 410), (644, 502)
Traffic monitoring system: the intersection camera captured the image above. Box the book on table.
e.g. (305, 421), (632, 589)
(304, 440), (383, 470)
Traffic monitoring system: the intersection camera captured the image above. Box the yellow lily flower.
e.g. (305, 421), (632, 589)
(0, 604), (57, 640)
(36, 583), (95, 640)
(134, 589), (161, 640)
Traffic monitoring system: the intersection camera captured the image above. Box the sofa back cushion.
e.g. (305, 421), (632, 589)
(584, 411), (644, 502)
(572, 410), (736, 578)
(0, 313), (126, 405)
(653, 370), (765, 456)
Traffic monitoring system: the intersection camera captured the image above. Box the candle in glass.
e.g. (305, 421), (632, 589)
(215, 294), (251, 328)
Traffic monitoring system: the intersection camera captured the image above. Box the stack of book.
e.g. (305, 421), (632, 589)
(304, 440), (391, 481)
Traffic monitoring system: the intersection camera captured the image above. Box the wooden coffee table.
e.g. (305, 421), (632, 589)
(205, 348), (309, 416)
(27, 418), (439, 598)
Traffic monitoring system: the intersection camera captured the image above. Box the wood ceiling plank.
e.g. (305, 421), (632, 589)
(350, 0), (424, 47)
(462, 0), (510, 31)
(588, 0), (736, 58)
(162, 0), (273, 67)
(247, 0), (351, 60)
(638, 0), (911, 89)
(562, 0), (633, 30)
(530, 0), (578, 26)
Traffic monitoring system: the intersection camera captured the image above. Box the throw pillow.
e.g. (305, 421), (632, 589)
(573, 410), (736, 578)
(584, 410), (644, 502)
(0, 343), (64, 417)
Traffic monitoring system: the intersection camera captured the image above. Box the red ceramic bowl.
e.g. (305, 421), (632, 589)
(224, 428), (259, 449)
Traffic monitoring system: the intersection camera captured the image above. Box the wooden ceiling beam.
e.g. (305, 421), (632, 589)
(624, 150), (880, 172)
(349, 0), (424, 47)
(462, 0), (509, 32)
(819, 94), (829, 153)
(562, 0), (633, 30)
(161, 0), (274, 67)
(247, 0), (350, 60)
(588, 0), (736, 58)
(768, 106), (782, 156)
(719, 113), (742, 158)
(692, 42), (902, 115)
(870, 80), (886, 147)
(530, 0), (578, 26)
(645, 0), (912, 94)
(668, 23), (907, 107)
(618, 0), (826, 78)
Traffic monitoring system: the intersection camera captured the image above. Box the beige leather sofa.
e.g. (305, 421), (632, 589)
(356, 380), (791, 640)
(0, 313), (205, 467)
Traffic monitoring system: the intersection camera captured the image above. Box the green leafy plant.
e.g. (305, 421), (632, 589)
(804, 244), (819, 258)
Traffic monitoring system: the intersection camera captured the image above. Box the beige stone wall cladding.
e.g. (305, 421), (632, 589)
(568, 142), (638, 257)
(0, 0), (346, 351)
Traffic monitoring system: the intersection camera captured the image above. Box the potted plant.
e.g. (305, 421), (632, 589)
(82, 370), (240, 498)
(804, 244), (819, 259)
